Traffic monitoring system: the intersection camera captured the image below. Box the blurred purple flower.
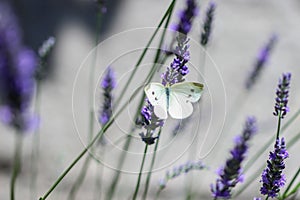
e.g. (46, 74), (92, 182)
(0, 2), (37, 131)
(260, 137), (288, 198)
(159, 160), (205, 190)
(246, 34), (277, 90)
(99, 67), (116, 125)
(273, 73), (291, 119)
(201, 1), (216, 46)
(211, 117), (257, 199)
(172, 0), (199, 35)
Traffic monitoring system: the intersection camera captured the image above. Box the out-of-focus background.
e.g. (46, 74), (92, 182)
(1, 0), (300, 199)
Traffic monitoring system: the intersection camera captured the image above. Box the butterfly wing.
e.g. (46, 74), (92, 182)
(168, 82), (204, 119)
(144, 82), (168, 119)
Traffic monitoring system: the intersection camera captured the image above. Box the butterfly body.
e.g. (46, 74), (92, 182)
(144, 82), (204, 119)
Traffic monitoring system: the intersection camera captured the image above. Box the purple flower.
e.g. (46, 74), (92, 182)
(273, 73), (291, 119)
(246, 34), (277, 90)
(138, 99), (164, 145)
(211, 117), (257, 199)
(99, 67), (116, 125)
(172, 0), (199, 36)
(162, 36), (190, 85)
(260, 137), (288, 198)
(201, 1), (216, 46)
(0, 2), (37, 131)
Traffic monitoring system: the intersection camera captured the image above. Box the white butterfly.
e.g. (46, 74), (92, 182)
(144, 82), (204, 119)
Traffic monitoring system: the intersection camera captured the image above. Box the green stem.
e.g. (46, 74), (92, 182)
(10, 133), (23, 200)
(38, 87), (138, 200)
(284, 182), (300, 199)
(94, 147), (106, 200)
(282, 167), (300, 199)
(30, 80), (41, 199)
(276, 114), (282, 139)
(142, 129), (162, 200)
(155, 189), (162, 200)
(132, 144), (149, 200)
(67, 10), (103, 200)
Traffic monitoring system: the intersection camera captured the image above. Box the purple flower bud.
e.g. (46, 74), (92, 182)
(162, 36), (190, 86)
(173, 0), (199, 35)
(273, 73), (291, 119)
(246, 34), (277, 90)
(99, 67), (116, 126)
(201, 1), (216, 46)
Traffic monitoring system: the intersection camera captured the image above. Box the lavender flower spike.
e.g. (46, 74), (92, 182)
(260, 137), (289, 198)
(246, 34), (277, 90)
(173, 0), (199, 36)
(201, 1), (216, 46)
(162, 36), (190, 86)
(138, 99), (164, 145)
(0, 2), (37, 131)
(99, 67), (116, 126)
(273, 73), (291, 119)
(211, 116), (257, 199)
(159, 160), (205, 190)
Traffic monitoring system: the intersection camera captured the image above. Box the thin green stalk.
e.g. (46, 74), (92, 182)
(113, 0), (176, 109)
(10, 133), (23, 200)
(244, 108), (300, 172)
(38, 87), (139, 200)
(283, 182), (300, 199)
(67, 10), (103, 200)
(234, 130), (300, 197)
(30, 80), (42, 199)
(142, 129), (162, 200)
(155, 189), (162, 200)
(132, 144), (149, 200)
(282, 167), (300, 199)
(94, 147), (106, 200)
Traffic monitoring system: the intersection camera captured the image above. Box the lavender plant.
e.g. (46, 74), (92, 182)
(158, 160), (206, 190)
(0, 3), (37, 200)
(260, 137), (289, 199)
(0, 4), (37, 131)
(99, 66), (116, 126)
(201, 1), (216, 47)
(258, 73), (291, 199)
(30, 36), (56, 199)
(0, 1), (297, 200)
(211, 116), (257, 199)
(246, 35), (277, 90)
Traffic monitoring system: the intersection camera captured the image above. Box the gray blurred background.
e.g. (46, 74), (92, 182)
(1, 0), (300, 199)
